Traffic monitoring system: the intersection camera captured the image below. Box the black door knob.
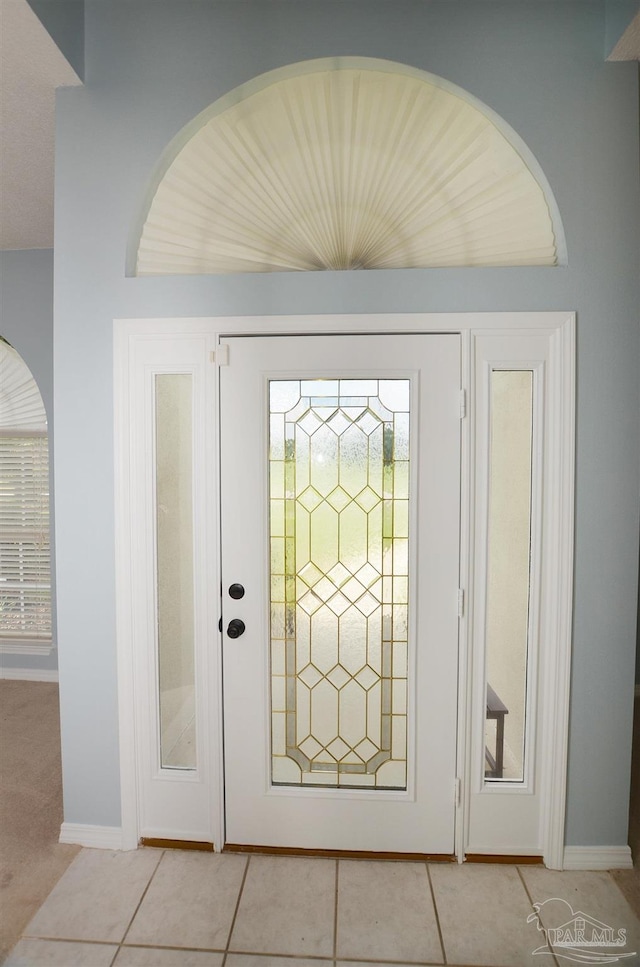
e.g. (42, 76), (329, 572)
(229, 583), (245, 600)
(227, 618), (246, 639)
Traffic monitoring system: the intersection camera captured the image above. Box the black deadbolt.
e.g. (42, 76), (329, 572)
(229, 583), (245, 600)
(227, 618), (246, 639)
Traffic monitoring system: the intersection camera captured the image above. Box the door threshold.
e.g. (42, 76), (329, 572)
(223, 844), (456, 862)
(140, 837), (215, 851)
(464, 853), (544, 865)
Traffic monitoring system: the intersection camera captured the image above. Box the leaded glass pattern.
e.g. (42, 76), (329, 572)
(269, 379), (410, 789)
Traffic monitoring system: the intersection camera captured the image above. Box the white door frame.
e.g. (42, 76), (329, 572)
(114, 311), (574, 867)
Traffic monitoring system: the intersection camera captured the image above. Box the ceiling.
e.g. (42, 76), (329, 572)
(609, 9), (640, 60)
(0, 1), (637, 253)
(0, 0), (80, 250)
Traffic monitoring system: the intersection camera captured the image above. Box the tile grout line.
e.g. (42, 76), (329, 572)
(425, 861), (447, 965)
(226, 953), (333, 963)
(333, 857), (339, 966)
(329, 957), (462, 966)
(221, 851), (251, 965)
(17, 937), (122, 948)
(516, 865), (562, 967)
(119, 848), (167, 950)
(103, 848), (165, 967)
(107, 938), (119, 967)
(14, 937), (519, 967)
(113, 941), (227, 953)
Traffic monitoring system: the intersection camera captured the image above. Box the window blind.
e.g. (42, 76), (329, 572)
(136, 62), (562, 276)
(0, 340), (51, 642)
(0, 433), (51, 639)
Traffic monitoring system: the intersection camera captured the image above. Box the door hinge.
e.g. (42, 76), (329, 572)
(454, 777), (461, 807)
(459, 389), (467, 419)
(211, 344), (230, 366)
(457, 588), (465, 618)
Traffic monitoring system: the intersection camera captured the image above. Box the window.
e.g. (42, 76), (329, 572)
(0, 340), (51, 643)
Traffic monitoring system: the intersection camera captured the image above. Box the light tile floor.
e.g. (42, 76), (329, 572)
(5, 848), (640, 967)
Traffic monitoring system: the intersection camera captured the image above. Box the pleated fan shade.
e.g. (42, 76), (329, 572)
(135, 66), (561, 275)
(0, 343), (47, 431)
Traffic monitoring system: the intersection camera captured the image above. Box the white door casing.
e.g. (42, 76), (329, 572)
(115, 331), (220, 843)
(465, 329), (574, 859)
(113, 312), (574, 866)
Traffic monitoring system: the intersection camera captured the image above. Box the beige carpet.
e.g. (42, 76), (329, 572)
(0, 681), (79, 963)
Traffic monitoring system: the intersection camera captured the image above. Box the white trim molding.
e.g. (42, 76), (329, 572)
(464, 317), (575, 870)
(59, 823), (125, 850)
(563, 846), (634, 870)
(0, 666), (58, 682)
(114, 312), (575, 860)
(114, 325), (221, 852)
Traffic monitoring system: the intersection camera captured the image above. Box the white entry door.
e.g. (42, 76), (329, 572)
(220, 333), (461, 854)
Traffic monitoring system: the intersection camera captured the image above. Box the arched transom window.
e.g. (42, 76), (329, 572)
(131, 58), (566, 276)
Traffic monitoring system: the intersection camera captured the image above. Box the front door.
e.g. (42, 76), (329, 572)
(220, 333), (461, 854)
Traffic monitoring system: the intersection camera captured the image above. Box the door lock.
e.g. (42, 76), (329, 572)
(228, 583), (245, 600)
(227, 618), (246, 639)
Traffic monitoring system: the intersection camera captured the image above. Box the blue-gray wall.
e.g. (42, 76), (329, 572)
(0, 249), (58, 675)
(54, 1), (640, 844)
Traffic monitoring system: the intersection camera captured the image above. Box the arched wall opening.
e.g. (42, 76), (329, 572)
(128, 57), (567, 277)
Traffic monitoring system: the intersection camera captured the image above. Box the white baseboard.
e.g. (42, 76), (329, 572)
(563, 845), (634, 870)
(59, 823), (123, 850)
(0, 667), (58, 682)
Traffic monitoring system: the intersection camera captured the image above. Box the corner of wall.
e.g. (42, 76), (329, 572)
(604, 0), (640, 58)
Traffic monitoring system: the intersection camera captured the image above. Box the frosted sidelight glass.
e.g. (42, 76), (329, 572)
(269, 378), (411, 789)
(484, 371), (533, 782)
(155, 375), (196, 770)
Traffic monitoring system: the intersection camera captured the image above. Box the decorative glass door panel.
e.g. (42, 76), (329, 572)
(269, 379), (409, 788)
(220, 333), (460, 853)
